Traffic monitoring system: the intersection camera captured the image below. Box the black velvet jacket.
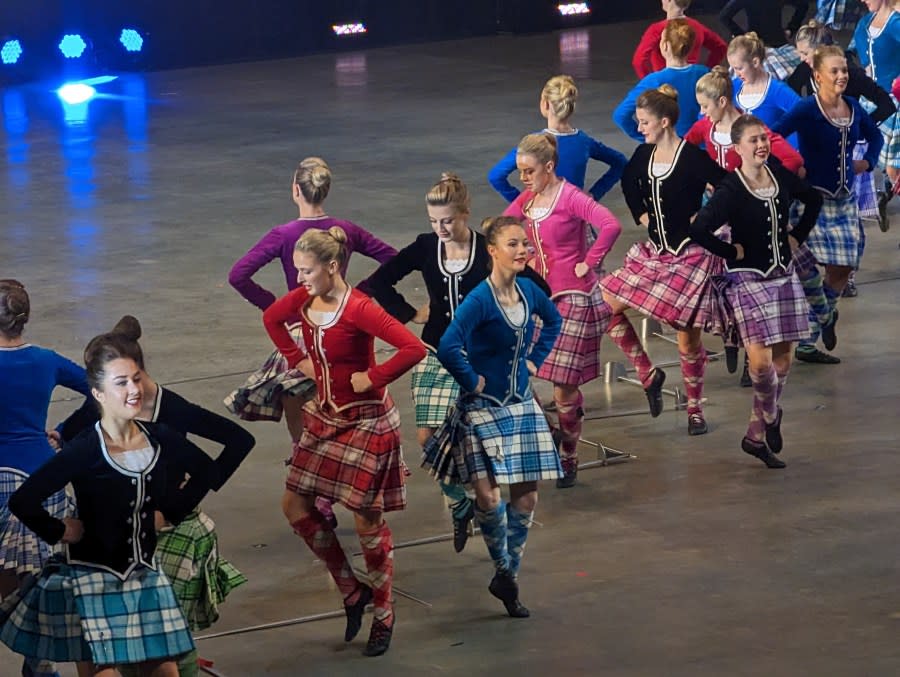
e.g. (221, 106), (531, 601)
(621, 141), (727, 256)
(10, 421), (216, 578)
(690, 158), (823, 275)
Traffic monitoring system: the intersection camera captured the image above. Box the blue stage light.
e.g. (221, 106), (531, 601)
(1, 39), (23, 65)
(119, 29), (144, 53)
(57, 83), (96, 105)
(59, 34), (87, 59)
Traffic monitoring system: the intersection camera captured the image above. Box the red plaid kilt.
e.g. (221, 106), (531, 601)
(534, 285), (610, 386)
(600, 241), (722, 330)
(286, 393), (407, 513)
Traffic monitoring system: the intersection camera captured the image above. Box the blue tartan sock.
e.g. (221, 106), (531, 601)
(474, 501), (509, 573)
(824, 283), (840, 310)
(440, 482), (472, 520)
(798, 268), (831, 345)
(506, 503), (533, 578)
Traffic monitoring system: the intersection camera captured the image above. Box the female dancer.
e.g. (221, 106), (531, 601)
(59, 316), (255, 677)
(263, 228), (425, 656)
(424, 216), (562, 618)
(632, 0), (727, 79)
(727, 33), (802, 143)
(227, 157), (396, 439)
(615, 19), (709, 142)
(718, 0), (809, 79)
(502, 133), (622, 487)
(2, 331), (218, 677)
(488, 75), (627, 204)
(0, 279), (90, 677)
(368, 174), (549, 551)
(772, 45), (883, 362)
(691, 114), (823, 468)
(602, 86), (727, 436)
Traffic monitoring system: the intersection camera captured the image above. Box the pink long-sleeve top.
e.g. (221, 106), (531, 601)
(263, 286), (425, 413)
(503, 180), (622, 297)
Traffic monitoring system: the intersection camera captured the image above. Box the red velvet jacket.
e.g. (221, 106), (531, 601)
(632, 17), (727, 79)
(684, 117), (805, 174)
(264, 286), (426, 413)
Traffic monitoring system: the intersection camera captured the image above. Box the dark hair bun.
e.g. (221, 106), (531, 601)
(111, 315), (142, 342)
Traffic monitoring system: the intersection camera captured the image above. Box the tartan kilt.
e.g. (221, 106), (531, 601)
(422, 395), (562, 486)
(533, 285), (610, 386)
(0, 468), (70, 576)
(286, 394), (408, 512)
(724, 269), (810, 346)
(853, 141), (879, 219)
(764, 44), (801, 81)
(224, 324), (316, 422)
(0, 559), (193, 665)
(806, 194), (861, 268)
(600, 241), (722, 330)
(410, 350), (460, 429)
(815, 0), (864, 30)
(860, 98), (900, 170)
(155, 509), (246, 632)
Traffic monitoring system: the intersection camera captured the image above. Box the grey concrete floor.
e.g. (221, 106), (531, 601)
(3, 14), (900, 677)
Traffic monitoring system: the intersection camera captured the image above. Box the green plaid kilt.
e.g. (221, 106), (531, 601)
(410, 350), (460, 428)
(155, 509), (247, 632)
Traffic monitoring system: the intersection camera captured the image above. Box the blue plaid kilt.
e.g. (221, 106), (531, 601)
(860, 98), (900, 171)
(0, 469), (70, 577)
(422, 395), (562, 486)
(410, 350), (460, 429)
(816, 0), (864, 30)
(806, 194), (861, 268)
(764, 44), (801, 81)
(224, 323), (316, 422)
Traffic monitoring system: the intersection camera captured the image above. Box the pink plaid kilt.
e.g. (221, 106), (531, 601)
(286, 393), (407, 513)
(600, 241), (722, 330)
(725, 269), (810, 346)
(534, 285), (610, 386)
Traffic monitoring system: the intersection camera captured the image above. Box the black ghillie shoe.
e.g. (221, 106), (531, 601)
(362, 617), (394, 657)
(740, 360), (752, 388)
(821, 309), (839, 351)
(877, 190), (891, 232)
(489, 571), (530, 618)
(794, 345), (840, 364)
(556, 460), (577, 489)
(741, 437), (786, 469)
(343, 584), (372, 642)
(765, 407), (783, 454)
(451, 500), (475, 554)
(725, 346), (739, 373)
(687, 413), (708, 436)
(644, 368), (666, 418)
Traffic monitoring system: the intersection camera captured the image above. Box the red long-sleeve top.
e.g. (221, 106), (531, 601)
(684, 117), (805, 174)
(263, 286), (426, 413)
(632, 18), (728, 79)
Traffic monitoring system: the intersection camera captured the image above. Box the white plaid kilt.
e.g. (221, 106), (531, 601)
(764, 44), (801, 81)
(224, 324), (316, 422)
(533, 286), (610, 386)
(0, 559), (193, 665)
(286, 394), (408, 512)
(410, 351), (460, 429)
(422, 395), (562, 486)
(860, 98), (900, 171)
(806, 194), (862, 268)
(718, 269), (810, 346)
(0, 469), (70, 576)
(601, 241), (722, 331)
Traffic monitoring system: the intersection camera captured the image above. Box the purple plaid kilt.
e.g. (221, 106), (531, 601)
(286, 393), (408, 512)
(534, 285), (610, 386)
(600, 241), (722, 330)
(725, 268), (810, 346)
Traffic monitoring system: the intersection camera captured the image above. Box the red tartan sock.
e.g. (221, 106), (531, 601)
(291, 511), (359, 601)
(606, 314), (654, 385)
(554, 391), (584, 472)
(358, 521), (394, 626)
(678, 346), (707, 416)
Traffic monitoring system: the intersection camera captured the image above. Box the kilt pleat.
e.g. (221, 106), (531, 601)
(806, 194), (861, 268)
(534, 286), (610, 386)
(0, 469), (70, 577)
(286, 394), (407, 512)
(155, 510), (246, 632)
(600, 241), (722, 330)
(410, 351), (460, 428)
(724, 269), (810, 346)
(853, 142), (879, 219)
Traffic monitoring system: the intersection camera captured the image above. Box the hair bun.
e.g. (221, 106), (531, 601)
(440, 171), (462, 183)
(658, 83), (679, 101)
(327, 226), (349, 245)
(711, 64), (730, 77)
(111, 315), (142, 342)
(310, 165), (331, 188)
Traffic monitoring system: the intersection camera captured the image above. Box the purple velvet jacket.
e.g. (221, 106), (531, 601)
(228, 216), (397, 310)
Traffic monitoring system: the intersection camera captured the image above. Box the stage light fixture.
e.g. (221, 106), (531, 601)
(57, 83), (96, 105)
(59, 34), (87, 59)
(119, 29), (144, 53)
(558, 3), (591, 15)
(1, 39), (23, 65)
(332, 23), (367, 36)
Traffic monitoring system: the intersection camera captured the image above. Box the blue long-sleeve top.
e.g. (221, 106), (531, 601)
(851, 10), (900, 91)
(771, 95), (883, 197)
(732, 75), (802, 146)
(0, 345), (90, 474)
(488, 129), (628, 203)
(437, 278), (561, 406)
(613, 65), (709, 142)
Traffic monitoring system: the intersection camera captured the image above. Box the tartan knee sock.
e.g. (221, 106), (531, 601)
(555, 391), (584, 472)
(291, 511), (359, 600)
(606, 314), (654, 385)
(440, 481), (472, 520)
(506, 503), (533, 578)
(678, 347), (707, 416)
(824, 283), (840, 309)
(798, 268), (832, 344)
(358, 521), (394, 625)
(746, 364), (778, 442)
(775, 371), (788, 404)
(474, 501), (509, 573)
